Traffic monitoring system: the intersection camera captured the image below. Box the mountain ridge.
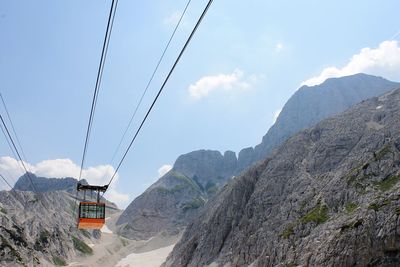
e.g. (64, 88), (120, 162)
(164, 87), (400, 266)
(117, 73), (400, 241)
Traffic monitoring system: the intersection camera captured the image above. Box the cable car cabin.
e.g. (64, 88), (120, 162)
(76, 183), (108, 229)
(78, 202), (105, 229)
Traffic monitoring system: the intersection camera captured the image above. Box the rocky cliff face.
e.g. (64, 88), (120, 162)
(164, 88), (400, 267)
(241, 73), (400, 169)
(118, 74), (400, 241)
(116, 150), (237, 240)
(0, 174), (118, 266)
(0, 190), (91, 266)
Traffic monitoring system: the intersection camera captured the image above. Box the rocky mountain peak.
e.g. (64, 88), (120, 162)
(13, 173), (88, 193)
(164, 87), (400, 267)
(250, 73), (400, 163)
(118, 74), (400, 243)
(173, 149), (237, 188)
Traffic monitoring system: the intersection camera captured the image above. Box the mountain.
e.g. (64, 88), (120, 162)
(164, 87), (400, 266)
(118, 74), (400, 241)
(0, 190), (92, 266)
(14, 173), (88, 193)
(116, 150), (237, 240)
(1, 174), (118, 266)
(243, 73), (400, 167)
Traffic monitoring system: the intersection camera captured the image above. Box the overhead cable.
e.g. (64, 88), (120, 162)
(104, 0), (214, 192)
(0, 114), (38, 193)
(78, 0), (119, 182)
(108, 0), (192, 165)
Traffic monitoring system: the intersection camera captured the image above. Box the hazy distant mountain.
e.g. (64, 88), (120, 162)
(164, 87), (400, 266)
(118, 73), (400, 241)
(14, 173), (88, 193)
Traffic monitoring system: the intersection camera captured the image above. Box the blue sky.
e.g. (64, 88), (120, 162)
(0, 0), (399, 207)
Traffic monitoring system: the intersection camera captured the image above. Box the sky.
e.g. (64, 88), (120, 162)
(0, 0), (400, 208)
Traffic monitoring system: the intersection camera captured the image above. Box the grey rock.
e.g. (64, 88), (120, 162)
(119, 74), (400, 242)
(223, 150), (237, 176)
(237, 147), (255, 172)
(116, 150), (240, 240)
(173, 150), (236, 188)
(253, 73), (400, 163)
(164, 87), (400, 267)
(116, 170), (205, 240)
(0, 175), (118, 266)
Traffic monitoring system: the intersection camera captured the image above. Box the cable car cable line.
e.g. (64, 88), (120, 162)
(0, 93), (28, 161)
(103, 0), (214, 194)
(0, 98), (32, 192)
(0, 114), (38, 194)
(78, 0), (119, 182)
(0, 117), (20, 166)
(0, 92), (38, 193)
(108, 0), (192, 166)
(0, 173), (13, 190)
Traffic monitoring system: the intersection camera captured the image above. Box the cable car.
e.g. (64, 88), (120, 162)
(76, 183), (108, 229)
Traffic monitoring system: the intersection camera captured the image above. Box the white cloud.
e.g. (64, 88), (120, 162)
(106, 188), (130, 207)
(188, 69), (258, 99)
(302, 40), (400, 86)
(273, 108), (282, 123)
(275, 42), (284, 52)
(158, 164), (172, 177)
(0, 156), (130, 207)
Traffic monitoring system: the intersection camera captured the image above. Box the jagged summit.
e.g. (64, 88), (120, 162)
(249, 73), (400, 164)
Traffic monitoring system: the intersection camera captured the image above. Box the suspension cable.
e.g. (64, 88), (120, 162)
(0, 173), (13, 190)
(108, 0), (192, 166)
(0, 115), (38, 193)
(78, 0), (118, 182)
(0, 93), (28, 161)
(0, 117), (20, 165)
(104, 0), (214, 193)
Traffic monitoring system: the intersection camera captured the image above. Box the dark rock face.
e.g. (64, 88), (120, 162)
(14, 173), (88, 193)
(116, 150), (238, 240)
(164, 88), (400, 267)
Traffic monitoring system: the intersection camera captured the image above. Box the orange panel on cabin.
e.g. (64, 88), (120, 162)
(77, 218), (105, 229)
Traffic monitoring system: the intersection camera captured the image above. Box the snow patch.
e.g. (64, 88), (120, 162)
(115, 244), (175, 267)
(376, 105), (383, 109)
(100, 224), (113, 234)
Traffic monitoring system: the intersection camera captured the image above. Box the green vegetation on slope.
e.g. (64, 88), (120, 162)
(182, 197), (205, 212)
(53, 255), (67, 266)
(345, 202), (358, 213)
(375, 175), (400, 191)
(72, 236), (93, 255)
(300, 202), (329, 224)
